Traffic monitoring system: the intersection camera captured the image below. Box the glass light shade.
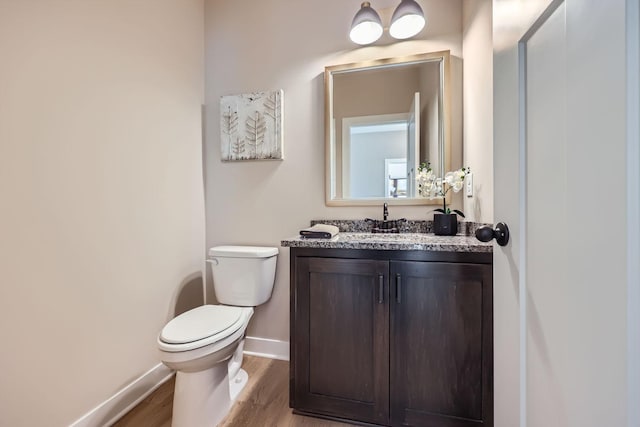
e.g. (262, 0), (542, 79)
(389, 0), (426, 40)
(349, 2), (383, 45)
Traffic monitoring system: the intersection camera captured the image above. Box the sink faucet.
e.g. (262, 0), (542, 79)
(365, 203), (406, 233)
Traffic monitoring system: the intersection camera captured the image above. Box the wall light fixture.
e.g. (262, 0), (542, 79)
(349, 2), (384, 45)
(349, 0), (426, 45)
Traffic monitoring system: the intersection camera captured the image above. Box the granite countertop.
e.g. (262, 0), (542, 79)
(281, 232), (493, 253)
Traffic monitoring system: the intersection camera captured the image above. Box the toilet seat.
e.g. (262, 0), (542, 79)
(158, 305), (251, 353)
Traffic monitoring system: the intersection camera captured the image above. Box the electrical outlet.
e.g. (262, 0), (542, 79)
(466, 173), (473, 197)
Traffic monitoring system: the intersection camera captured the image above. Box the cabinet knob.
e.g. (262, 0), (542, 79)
(475, 222), (510, 246)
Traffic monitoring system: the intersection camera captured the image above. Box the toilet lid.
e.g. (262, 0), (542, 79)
(160, 305), (243, 344)
(208, 245), (278, 258)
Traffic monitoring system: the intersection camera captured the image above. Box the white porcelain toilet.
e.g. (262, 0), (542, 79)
(157, 245), (278, 427)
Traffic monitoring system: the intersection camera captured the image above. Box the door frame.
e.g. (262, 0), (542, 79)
(626, 0), (640, 425)
(516, 2), (566, 423)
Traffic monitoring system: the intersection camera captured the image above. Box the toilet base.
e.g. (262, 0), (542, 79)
(227, 338), (248, 402)
(229, 368), (248, 402)
(170, 341), (249, 427)
(172, 363), (231, 427)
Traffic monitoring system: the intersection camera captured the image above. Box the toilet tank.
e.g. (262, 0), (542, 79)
(207, 246), (278, 306)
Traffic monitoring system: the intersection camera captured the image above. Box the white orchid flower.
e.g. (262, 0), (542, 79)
(444, 171), (456, 186)
(416, 165), (470, 216)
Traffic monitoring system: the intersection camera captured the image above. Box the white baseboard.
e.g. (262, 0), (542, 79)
(69, 363), (174, 427)
(69, 338), (286, 426)
(243, 336), (289, 361)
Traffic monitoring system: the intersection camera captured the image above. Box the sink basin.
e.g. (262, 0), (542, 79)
(365, 218), (407, 233)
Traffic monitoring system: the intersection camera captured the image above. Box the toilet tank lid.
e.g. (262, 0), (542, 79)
(208, 245), (278, 258)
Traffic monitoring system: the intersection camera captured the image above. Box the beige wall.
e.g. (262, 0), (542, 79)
(0, 1), (205, 425)
(204, 0), (493, 342)
(334, 67), (420, 119)
(462, 0), (494, 222)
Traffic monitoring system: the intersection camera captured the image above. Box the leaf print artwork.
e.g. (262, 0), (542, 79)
(219, 90), (283, 161)
(246, 111), (266, 157)
(263, 92), (282, 156)
(222, 106), (238, 136)
(231, 136), (245, 159)
(220, 106), (239, 159)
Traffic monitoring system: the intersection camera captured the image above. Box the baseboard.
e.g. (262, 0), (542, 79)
(69, 363), (174, 427)
(69, 338), (286, 426)
(243, 336), (289, 361)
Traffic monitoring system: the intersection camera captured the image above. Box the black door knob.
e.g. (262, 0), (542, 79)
(475, 222), (510, 246)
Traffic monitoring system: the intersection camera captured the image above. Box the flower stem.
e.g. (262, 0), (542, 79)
(443, 191), (446, 213)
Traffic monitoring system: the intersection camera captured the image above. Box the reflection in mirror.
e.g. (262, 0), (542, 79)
(325, 51), (451, 206)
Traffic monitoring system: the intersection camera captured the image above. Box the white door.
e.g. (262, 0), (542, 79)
(406, 92), (420, 197)
(492, 1), (640, 426)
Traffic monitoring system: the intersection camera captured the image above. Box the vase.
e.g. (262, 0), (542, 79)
(433, 213), (458, 236)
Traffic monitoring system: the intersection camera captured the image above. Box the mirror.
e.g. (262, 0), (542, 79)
(325, 51), (451, 206)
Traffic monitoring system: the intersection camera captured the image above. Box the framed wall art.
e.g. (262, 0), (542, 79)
(220, 90), (283, 161)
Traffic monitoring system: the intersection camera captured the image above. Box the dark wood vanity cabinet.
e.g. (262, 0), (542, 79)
(292, 256), (390, 425)
(290, 248), (493, 427)
(389, 260), (493, 426)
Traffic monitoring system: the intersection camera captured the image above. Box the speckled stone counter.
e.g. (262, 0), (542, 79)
(308, 219), (490, 236)
(281, 232), (493, 253)
(282, 219), (493, 253)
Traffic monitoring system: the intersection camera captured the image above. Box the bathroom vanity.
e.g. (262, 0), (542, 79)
(282, 230), (493, 427)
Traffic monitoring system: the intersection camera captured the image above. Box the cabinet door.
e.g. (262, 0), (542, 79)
(293, 257), (390, 425)
(390, 261), (493, 427)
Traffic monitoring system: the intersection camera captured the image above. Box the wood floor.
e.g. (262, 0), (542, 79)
(114, 356), (356, 427)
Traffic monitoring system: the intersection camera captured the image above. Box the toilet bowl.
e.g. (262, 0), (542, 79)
(157, 245), (278, 427)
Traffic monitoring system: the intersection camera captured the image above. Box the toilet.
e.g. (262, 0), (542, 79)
(158, 245), (278, 427)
